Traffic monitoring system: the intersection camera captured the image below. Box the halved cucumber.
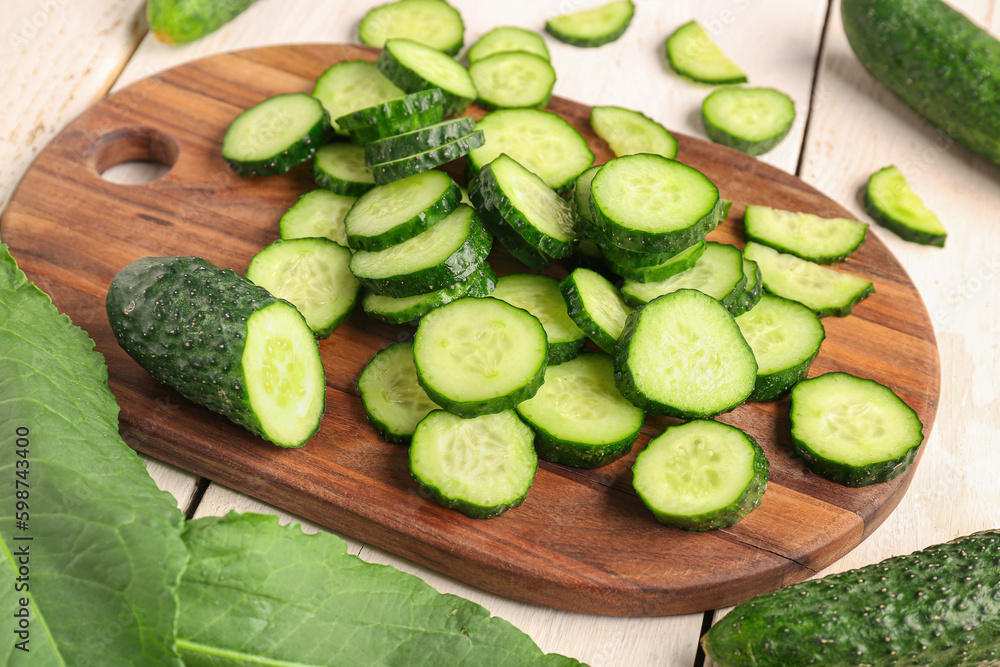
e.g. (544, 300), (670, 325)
(311, 60), (404, 135)
(613, 288), (757, 418)
(364, 116), (476, 165)
(344, 169), (460, 251)
(370, 130), (485, 185)
(413, 296), (548, 417)
(560, 266), (632, 353)
(489, 273), (587, 365)
(516, 353), (644, 469)
(744, 205), (869, 264)
(469, 51), (556, 110)
(410, 410), (537, 519)
(590, 105), (678, 159)
(246, 238), (360, 338)
(790, 372), (924, 487)
(632, 420), (768, 531)
(702, 86), (796, 156)
(377, 37), (478, 117)
(278, 189), (356, 248)
(621, 242), (746, 310)
(334, 88), (443, 131)
(665, 20), (747, 85)
(357, 341), (439, 444)
(606, 241), (707, 284)
(361, 261), (497, 325)
(359, 0), (465, 55)
(545, 0), (635, 48)
(467, 26), (550, 63)
(743, 241), (874, 317)
(312, 143), (376, 196)
(735, 294), (825, 401)
(864, 165), (947, 247)
(222, 93), (331, 177)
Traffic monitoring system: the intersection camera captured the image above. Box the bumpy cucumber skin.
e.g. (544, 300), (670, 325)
(371, 131), (485, 185)
(606, 242), (707, 283)
(147, 0), (257, 44)
(105, 256), (321, 447)
(223, 95), (333, 177)
(703, 529), (1000, 666)
(702, 106), (793, 157)
(842, 0), (1000, 169)
(864, 166), (947, 248)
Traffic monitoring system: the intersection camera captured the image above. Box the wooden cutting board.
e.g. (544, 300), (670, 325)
(0, 43), (940, 616)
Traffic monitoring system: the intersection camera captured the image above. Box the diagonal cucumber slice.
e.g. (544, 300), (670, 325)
(665, 21), (747, 84)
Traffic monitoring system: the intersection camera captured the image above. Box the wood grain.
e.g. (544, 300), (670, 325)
(0, 43), (940, 616)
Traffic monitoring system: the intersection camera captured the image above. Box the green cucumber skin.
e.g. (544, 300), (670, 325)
(347, 106), (445, 146)
(728, 259), (763, 318)
(559, 270), (625, 354)
(335, 88), (443, 130)
(791, 426), (920, 488)
(702, 114), (792, 157)
(376, 41), (476, 117)
(105, 256), (316, 444)
(346, 179), (460, 253)
(842, 0), (1000, 169)
(147, 0), (257, 44)
(364, 117), (476, 165)
(468, 177), (552, 270)
(863, 185), (947, 248)
(703, 529), (1000, 667)
(529, 425), (639, 469)
(371, 131), (485, 185)
(605, 242), (707, 283)
(545, 1), (635, 48)
(750, 356), (816, 403)
(362, 263), (497, 325)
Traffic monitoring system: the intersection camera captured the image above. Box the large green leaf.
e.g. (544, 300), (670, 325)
(178, 512), (584, 666)
(0, 245), (188, 666)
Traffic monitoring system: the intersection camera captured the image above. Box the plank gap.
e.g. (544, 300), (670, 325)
(692, 609), (714, 667)
(184, 477), (213, 520)
(795, 0), (835, 178)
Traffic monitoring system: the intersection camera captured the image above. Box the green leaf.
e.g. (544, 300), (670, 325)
(0, 245), (188, 666)
(178, 513), (584, 666)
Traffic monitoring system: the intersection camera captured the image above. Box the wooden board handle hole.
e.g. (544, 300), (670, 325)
(91, 127), (178, 185)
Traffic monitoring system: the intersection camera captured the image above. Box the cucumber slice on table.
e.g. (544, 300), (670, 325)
(349, 204), (492, 298)
(702, 86), (796, 156)
(489, 273), (587, 365)
(413, 296), (548, 417)
(613, 288), (757, 418)
(344, 169), (460, 251)
(357, 341), (438, 444)
(468, 108), (595, 193)
(222, 93), (331, 177)
(864, 165), (948, 247)
(790, 372), (924, 487)
(334, 88), (443, 131)
(312, 143), (376, 196)
(743, 241), (874, 317)
(621, 241), (745, 310)
(246, 238), (360, 338)
(590, 105), (678, 159)
(361, 261), (497, 325)
(377, 38), (478, 117)
(545, 0), (635, 48)
(410, 410), (538, 519)
(632, 420), (768, 531)
(469, 51), (556, 110)
(364, 116), (476, 165)
(278, 189), (355, 248)
(590, 153), (722, 253)
(311, 60), (404, 135)
(516, 353), (644, 469)
(560, 267), (632, 354)
(744, 205), (869, 263)
(370, 130), (484, 185)
(468, 26), (550, 63)
(665, 20), (747, 85)
(735, 294), (825, 401)
(106, 256), (325, 448)
(359, 0), (465, 55)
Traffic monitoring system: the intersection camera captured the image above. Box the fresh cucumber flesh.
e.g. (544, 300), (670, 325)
(377, 38), (478, 117)
(702, 86), (796, 156)
(359, 0), (465, 55)
(590, 105), (678, 159)
(560, 266), (632, 354)
(468, 188), (551, 271)
(468, 26), (550, 63)
(744, 205), (869, 263)
(489, 273), (587, 365)
(665, 21), (747, 84)
(312, 143), (376, 196)
(864, 165), (947, 247)
(621, 242), (745, 310)
(222, 93), (331, 176)
(311, 60), (404, 135)
(572, 165), (602, 227)
(357, 341), (439, 444)
(545, 0), (635, 48)
(469, 51), (556, 110)
(278, 189), (356, 248)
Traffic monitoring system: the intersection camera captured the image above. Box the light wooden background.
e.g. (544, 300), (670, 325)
(2, 1), (999, 664)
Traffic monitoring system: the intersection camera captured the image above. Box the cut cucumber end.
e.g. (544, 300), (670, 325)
(865, 165), (947, 247)
(545, 0), (635, 48)
(665, 21), (747, 85)
(590, 105), (678, 159)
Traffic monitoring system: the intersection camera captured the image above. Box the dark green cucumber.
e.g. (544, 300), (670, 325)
(703, 529), (1000, 666)
(334, 88), (443, 131)
(311, 60), (404, 136)
(842, 0), (1000, 168)
(864, 165), (948, 247)
(105, 256), (325, 448)
(469, 190), (551, 271)
(370, 130), (485, 185)
(727, 256), (763, 318)
(364, 116), (476, 165)
(605, 241), (706, 283)
(147, 0), (257, 44)
(346, 106), (445, 146)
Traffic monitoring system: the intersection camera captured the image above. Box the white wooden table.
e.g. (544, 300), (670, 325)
(3, 1), (999, 664)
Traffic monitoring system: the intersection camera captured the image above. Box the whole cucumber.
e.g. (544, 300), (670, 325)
(841, 0), (1000, 167)
(147, 0), (259, 45)
(702, 529), (1000, 666)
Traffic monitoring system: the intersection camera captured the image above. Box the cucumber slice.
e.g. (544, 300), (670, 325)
(664, 20), (748, 85)
(469, 190), (551, 271)
(346, 106), (445, 146)
(377, 38), (478, 117)
(370, 130), (485, 185)
(621, 242), (746, 310)
(545, 0), (635, 48)
(590, 106), (678, 159)
(632, 420), (768, 531)
(467, 26), (550, 63)
(312, 143), (376, 196)
(311, 60), (404, 135)
(410, 410), (537, 519)
(744, 205), (869, 263)
(613, 288), (757, 418)
(790, 372), (924, 487)
(560, 267), (632, 353)
(702, 86), (796, 156)
(728, 256), (763, 317)
(334, 88), (443, 131)
(349, 204), (492, 298)
(364, 116), (476, 165)
(571, 165), (602, 227)
(735, 294), (825, 401)
(357, 341), (439, 444)
(743, 241), (874, 317)
(516, 353), (644, 468)
(469, 51), (556, 110)
(472, 153), (578, 259)
(246, 238), (360, 338)
(489, 273), (587, 365)
(361, 262), (497, 325)
(344, 169), (460, 251)
(864, 165), (948, 247)
(606, 241), (707, 284)
(222, 93), (331, 177)
(278, 189), (355, 248)
(359, 0), (465, 56)
(590, 153), (721, 253)
(468, 108), (595, 193)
